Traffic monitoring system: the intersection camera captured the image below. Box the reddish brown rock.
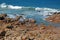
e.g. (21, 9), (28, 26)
(0, 14), (60, 40)
(46, 12), (60, 23)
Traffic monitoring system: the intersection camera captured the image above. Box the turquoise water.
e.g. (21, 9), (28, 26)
(0, 7), (60, 27)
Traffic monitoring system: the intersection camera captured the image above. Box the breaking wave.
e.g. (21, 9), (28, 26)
(0, 3), (60, 17)
(0, 3), (60, 18)
(0, 3), (23, 9)
(0, 3), (60, 26)
(0, 3), (60, 11)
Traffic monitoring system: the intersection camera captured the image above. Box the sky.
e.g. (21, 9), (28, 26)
(0, 0), (60, 9)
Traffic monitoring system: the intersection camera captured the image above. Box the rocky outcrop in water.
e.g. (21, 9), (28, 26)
(46, 12), (60, 23)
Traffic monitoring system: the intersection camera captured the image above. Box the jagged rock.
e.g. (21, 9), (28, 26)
(4, 18), (14, 23)
(57, 12), (60, 14)
(0, 14), (7, 20)
(0, 16), (4, 20)
(46, 13), (60, 23)
(2, 14), (7, 17)
(0, 31), (6, 39)
(0, 14), (7, 17)
(6, 25), (14, 29)
(0, 14), (60, 40)
(53, 12), (57, 14)
(53, 12), (60, 14)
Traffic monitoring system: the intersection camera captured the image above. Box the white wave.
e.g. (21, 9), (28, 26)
(0, 3), (60, 12)
(0, 3), (22, 9)
(8, 5), (22, 9)
(0, 3), (60, 17)
(35, 7), (60, 16)
(0, 3), (7, 8)
(35, 7), (60, 12)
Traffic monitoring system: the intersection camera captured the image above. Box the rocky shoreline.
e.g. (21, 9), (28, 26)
(46, 12), (60, 23)
(0, 14), (60, 40)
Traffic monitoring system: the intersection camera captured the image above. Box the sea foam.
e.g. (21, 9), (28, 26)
(0, 3), (60, 18)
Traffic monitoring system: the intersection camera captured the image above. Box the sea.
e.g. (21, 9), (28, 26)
(0, 0), (60, 27)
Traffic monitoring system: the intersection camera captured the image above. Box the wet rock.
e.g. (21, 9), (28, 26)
(0, 14), (7, 20)
(0, 16), (4, 20)
(57, 12), (60, 14)
(2, 14), (7, 17)
(53, 12), (57, 14)
(53, 12), (60, 14)
(0, 14), (7, 17)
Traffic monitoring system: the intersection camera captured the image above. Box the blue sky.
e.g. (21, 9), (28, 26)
(0, 0), (60, 9)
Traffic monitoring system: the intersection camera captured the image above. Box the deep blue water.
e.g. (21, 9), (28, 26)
(0, 0), (60, 9)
